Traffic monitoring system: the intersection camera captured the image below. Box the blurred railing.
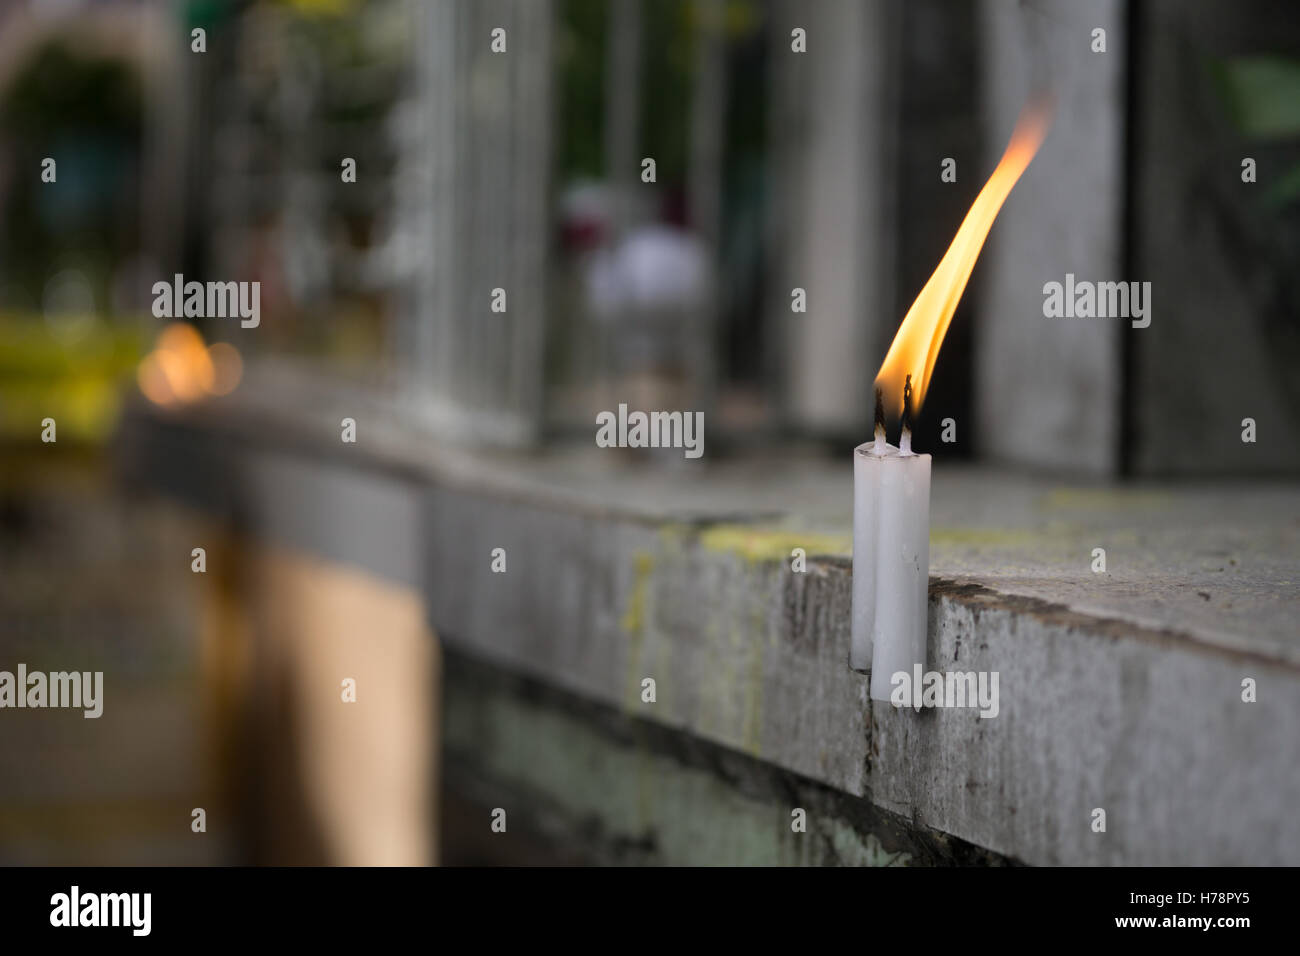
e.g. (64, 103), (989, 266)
(2, 0), (1297, 472)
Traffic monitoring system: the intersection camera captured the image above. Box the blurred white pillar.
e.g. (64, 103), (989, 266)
(687, 0), (726, 422)
(975, 0), (1124, 474)
(777, 0), (896, 436)
(407, 0), (553, 446)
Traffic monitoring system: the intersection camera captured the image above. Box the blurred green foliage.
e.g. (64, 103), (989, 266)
(0, 41), (141, 135)
(0, 315), (147, 443)
(0, 38), (143, 313)
(1213, 56), (1300, 138)
(557, 0), (609, 179)
(556, 0), (764, 185)
(1212, 55), (1300, 204)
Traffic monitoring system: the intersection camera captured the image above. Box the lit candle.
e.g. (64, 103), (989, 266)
(852, 101), (1051, 701)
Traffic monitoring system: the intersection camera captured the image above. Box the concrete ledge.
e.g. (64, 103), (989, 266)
(441, 651), (1010, 866)
(118, 364), (1300, 864)
(422, 495), (1299, 865)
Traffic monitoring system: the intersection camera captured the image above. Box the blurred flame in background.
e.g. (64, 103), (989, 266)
(874, 100), (1052, 422)
(137, 323), (242, 406)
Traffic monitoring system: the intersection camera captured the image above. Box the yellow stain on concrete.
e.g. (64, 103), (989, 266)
(696, 525), (851, 564)
(621, 552), (654, 709)
(620, 552), (655, 636)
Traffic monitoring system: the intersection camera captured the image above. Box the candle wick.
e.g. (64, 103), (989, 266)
(870, 386), (888, 455)
(899, 374), (915, 455)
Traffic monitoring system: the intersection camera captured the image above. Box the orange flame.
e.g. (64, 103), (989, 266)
(875, 101), (1052, 422)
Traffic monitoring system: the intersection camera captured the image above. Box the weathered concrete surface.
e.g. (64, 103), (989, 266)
(119, 365), (1300, 864)
(442, 652), (1009, 866)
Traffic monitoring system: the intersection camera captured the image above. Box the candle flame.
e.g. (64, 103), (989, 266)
(137, 322), (242, 406)
(875, 100), (1052, 421)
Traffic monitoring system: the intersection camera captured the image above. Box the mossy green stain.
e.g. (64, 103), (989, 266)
(620, 552), (654, 636)
(622, 552), (654, 709)
(697, 525), (850, 565)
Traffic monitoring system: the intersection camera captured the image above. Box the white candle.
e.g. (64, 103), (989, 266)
(851, 391), (931, 702)
(849, 102), (1050, 702)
